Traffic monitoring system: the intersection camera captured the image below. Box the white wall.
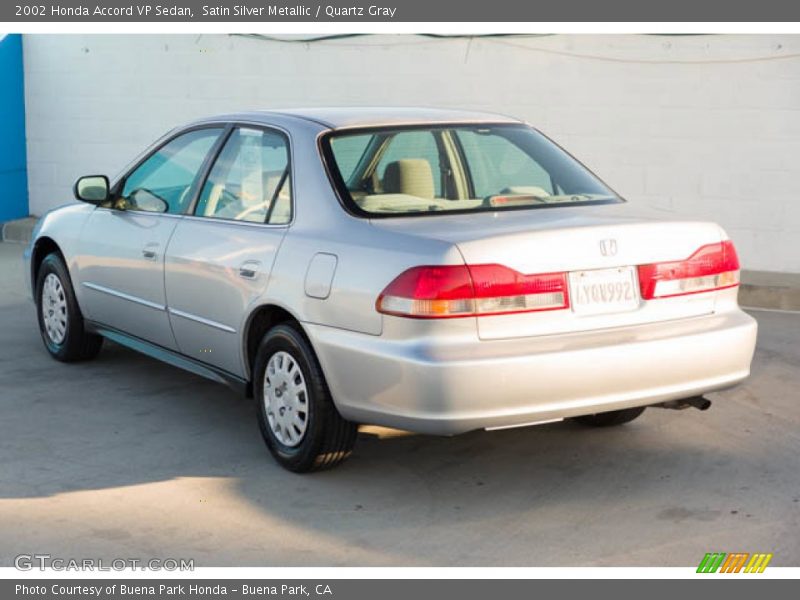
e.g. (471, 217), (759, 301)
(22, 34), (800, 272)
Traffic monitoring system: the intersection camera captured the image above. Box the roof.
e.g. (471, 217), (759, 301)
(207, 107), (523, 130)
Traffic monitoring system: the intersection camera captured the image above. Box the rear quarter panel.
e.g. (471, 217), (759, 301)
(266, 214), (464, 336)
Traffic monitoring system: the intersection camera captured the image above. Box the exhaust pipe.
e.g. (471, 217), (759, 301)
(657, 396), (712, 411)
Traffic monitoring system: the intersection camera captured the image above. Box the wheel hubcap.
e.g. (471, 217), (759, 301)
(42, 273), (68, 345)
(263, 351), (308, 447)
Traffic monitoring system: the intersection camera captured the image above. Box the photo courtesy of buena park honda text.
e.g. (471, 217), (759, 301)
(0, 0), (798, 597)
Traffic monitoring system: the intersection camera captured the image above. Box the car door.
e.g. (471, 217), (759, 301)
(75, 126), (225, 350)
(164, 126), (292, 376)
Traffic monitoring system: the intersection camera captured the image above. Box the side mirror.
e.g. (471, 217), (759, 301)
(74, 175), (110, 204)
(128, 188), (169, 213)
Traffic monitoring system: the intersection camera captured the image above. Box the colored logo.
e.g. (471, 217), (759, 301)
(697, 552), (773, 573)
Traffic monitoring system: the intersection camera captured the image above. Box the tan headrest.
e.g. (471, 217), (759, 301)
(383, 159), (435, 199)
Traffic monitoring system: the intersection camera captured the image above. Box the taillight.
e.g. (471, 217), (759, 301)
(376, 264), (569, 319)
(638, 240), (740, 300)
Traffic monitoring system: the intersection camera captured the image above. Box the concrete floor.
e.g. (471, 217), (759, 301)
(0, 241), (797, 567)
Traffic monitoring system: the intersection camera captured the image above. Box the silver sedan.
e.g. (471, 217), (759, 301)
(24, 108), (758, 471)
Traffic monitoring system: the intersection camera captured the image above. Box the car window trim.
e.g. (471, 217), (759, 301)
(264, 167), (290, 224)
(437, 129), (469, 200)
(188, 122), (295, 227)
(182, 124), (235, 216)
(449, 129), (476, 199)
(110, 123), (229, 215)
(431, 129), (452, 199)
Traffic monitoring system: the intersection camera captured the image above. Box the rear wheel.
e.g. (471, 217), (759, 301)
(35, 253), (103, 362)
(253, 323), (358, 472)
(572, 406), (646, 427)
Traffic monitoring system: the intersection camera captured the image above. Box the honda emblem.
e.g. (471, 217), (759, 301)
(599, 239), (618, 256)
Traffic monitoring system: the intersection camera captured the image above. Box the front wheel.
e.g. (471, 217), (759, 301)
(35, 253), (103, 362)
(253, 323), (358, 472)
(571, 406), (646, 427)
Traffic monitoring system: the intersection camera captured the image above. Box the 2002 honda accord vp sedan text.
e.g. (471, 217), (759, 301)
(24, 107), (758, 471)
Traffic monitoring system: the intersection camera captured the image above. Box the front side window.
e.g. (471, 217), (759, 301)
(195, 127), (292, 224)
(324, 124), (620, 216)
(118, 128), (223, 214)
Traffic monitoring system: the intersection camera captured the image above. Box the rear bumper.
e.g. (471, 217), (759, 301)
(307, 309), (758, 435)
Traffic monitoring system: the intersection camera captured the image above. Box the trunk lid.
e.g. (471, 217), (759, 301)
(371, 203), (726, 339)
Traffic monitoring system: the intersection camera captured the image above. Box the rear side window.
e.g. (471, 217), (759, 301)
(119, 128), (223, 214)
(195, 127), (292, 224)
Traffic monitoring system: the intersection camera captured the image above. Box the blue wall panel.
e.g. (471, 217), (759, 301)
(0, 34), (29, 222)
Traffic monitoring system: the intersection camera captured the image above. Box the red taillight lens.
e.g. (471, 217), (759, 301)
(638, 240), (740, 300)
(376, 264), (569, 319)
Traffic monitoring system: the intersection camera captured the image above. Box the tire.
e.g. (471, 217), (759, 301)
(35, 252), (103, 362)
(572, 406), (646, 427)
(253, 323), (358, 472)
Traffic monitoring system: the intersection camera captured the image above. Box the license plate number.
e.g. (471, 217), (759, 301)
(569, 267), (639, 315)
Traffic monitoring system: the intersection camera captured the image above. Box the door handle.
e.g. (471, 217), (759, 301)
(239, 260), (261, 279)
(142, 243), (159, 261)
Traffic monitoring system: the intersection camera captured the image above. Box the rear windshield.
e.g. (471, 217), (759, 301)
(322, 124), (621, 217)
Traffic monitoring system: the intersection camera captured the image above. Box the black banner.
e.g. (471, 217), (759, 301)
(4, 579), (797, 600)
(4, 0), (800, 22)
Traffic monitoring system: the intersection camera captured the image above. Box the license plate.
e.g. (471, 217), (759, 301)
(569, 266), (640, 315)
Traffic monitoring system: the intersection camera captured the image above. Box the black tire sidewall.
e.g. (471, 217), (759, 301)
(253, 324), (330, 471)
